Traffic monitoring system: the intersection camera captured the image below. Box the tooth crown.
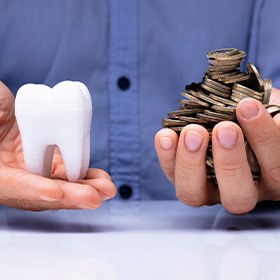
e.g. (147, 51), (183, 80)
(15, 81), (92, 182)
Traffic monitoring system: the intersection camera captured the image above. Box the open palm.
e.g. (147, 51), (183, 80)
(0, 81), (116, 210)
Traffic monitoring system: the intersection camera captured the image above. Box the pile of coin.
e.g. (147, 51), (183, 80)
(162, 48), (280, 183)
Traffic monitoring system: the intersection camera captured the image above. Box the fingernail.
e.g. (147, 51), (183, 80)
(239, 99), (260, 119)
(185, 130), (203, 152)
(217, 125), (238, 148)
(159, 137), (174, 150)
(39, 195), (60, 202)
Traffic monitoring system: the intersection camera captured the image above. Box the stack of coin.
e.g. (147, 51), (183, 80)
(162, 48), (280, 183)
(206, 48), (248, 84)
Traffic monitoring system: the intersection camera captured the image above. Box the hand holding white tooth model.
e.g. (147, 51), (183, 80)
(15, 81), (92, 182)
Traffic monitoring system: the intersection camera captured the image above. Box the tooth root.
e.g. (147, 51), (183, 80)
(21, 137), (55, 178)
(79, 133), (90, 179)
(57, 134), (84, 183)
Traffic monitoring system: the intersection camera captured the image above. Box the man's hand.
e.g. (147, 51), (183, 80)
(0, 81), (116, 211)
(155, 88), (280, 214)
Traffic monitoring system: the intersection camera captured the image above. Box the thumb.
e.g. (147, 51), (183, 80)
(0, 166), (64, 201)
(270, 87), (280, 105)
(0, 81), (15, 125)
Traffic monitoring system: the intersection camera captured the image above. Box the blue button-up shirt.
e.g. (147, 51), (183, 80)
(0, 0), (279, 200)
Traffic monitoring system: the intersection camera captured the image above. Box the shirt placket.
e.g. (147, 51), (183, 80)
(108, 0), (140, 200)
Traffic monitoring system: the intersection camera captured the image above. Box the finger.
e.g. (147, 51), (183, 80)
(51, 180), (102, 209)
(0, 181), (103, 211)
(0, 166), (64, 202)
(85, 168), (112, 181)
(212, 121), (257, 214)
(175, 124), (218, 206)
(236, 98), (280, 199)
(270, 87), (280, 104)
(274, 113), (280, 130)
(78, 177), (117, 200)
(52, 164), (112, 181)
(51, 162), (115, 200)
(0, 81), (15, 123)
(154, 128), (178, 184)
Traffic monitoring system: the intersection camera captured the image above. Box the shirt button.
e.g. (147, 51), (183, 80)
(119, 184), (133, 199)
(117, 76), (131, 91)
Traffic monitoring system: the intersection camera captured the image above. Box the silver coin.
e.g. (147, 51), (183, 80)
(195, 91), (225, 106)
(209, 59), (242, 66)
(178, 99), (205, 107)
(211, 105), (236, 114)
(178, 116), (209, 124)
(196, 112), (226, 122)
(168, 126), (184, 132)
(246, 63), (264, 91)
(203, 77), (231, 92)
(233, 83), (264, 99)
(181, 91), (210, 107)
(206, 155), (214, 168)
(203, 109), (236, 120)
(208, 50), (246, 61)
(222, 74), (250, 84)
(208, 64), (240, 72)
(207, 70), (240, 80)
(201, 83), (231, 98)
(231, 91), (248, 103)
(263, 78), (272, 104)
(162, 118), (186, 127)
(209, 94), (237, 106)
(266, 105), (280, 115)
(168, 108), (204, 117)
(232, 89), (263, 101)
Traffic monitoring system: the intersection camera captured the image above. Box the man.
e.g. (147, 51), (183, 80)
(0, 0), (279, 213)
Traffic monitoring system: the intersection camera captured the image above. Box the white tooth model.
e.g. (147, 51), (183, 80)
(15, 81), (92, 182)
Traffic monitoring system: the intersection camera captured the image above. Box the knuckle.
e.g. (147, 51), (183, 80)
(217, 162), (245, 178)
(180, 158), (203, 171)
(255, 129), (273, 145)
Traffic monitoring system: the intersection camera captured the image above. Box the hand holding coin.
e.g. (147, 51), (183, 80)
(155, 48), (280, 214)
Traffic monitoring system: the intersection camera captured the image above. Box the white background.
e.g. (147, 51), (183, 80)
(0, 201), (279, 280)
